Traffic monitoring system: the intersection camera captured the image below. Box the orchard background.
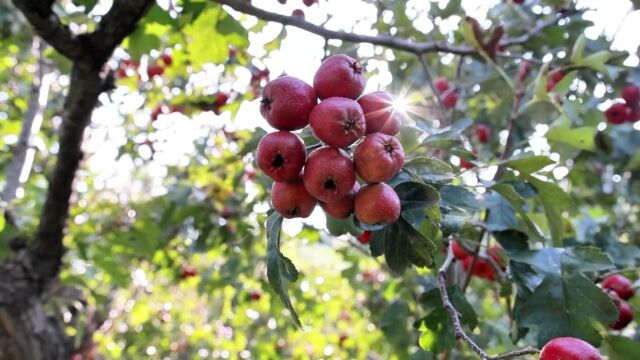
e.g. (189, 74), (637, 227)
(1, 0), (640, 359)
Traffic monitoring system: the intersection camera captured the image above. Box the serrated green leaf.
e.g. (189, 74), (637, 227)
(561, 246), (615, 273)
(503, 154), (555, 174)
(403, 157), (455, 183)
(395, 181), (440, 211)
(546, 126), (596, 151)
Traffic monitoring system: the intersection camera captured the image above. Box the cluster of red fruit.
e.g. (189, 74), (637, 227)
(276, 0), (316, 19)
(256, 54), (406, 226)
(117, 53), (173, 80)
(450, 241), (505, 281)
(601, 273), (635, 330)
(604, 84), (640, 124)
(434, 77), (458, 109)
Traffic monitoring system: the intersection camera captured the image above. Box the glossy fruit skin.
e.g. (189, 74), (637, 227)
(354, 183), (400, 225)
(314, 54), (366, 100)
(462, 257), (496, 281)
(475, 124), (490, 143)
(451, 241), (469, 260)
(442, 90), (458, 109)
(605, 103), (631, 125)
(357, 91), (402, 135)
(256, 131), (306, 182)
(320, 183), (359, 219)
(628, 106), (640, 123)
(602, 274), (635, 300)
(353, 133), (405, 183)
(434, 77), (449, 93)
(539, 337), (602, 360)
(261, 76), (317, 130)
(357, 231), (372, 244)
(310, 97), (366, 148)
(622, 84), (640, 105)
(303, 147), (356, 203)
(271, 177), (317, 218)
(610, 299), (634, 330)
(160, 53), (172, 66)
(292, 9), (305, 18)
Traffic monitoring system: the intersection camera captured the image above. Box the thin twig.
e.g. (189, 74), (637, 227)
(418, 54), (448, 123)
(438, 243), (540, 360)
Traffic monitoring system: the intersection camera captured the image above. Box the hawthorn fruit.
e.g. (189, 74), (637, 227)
(474, 124), (490, 144)
(271, 176), (317, 218)
(261, 76), (317, 130)
(303, 147), (356, 203)
(160, 53), (173, 66)
(357, 91), (402, 135)
(353, 133), (405, 183)
(314, 54), (366, 100)
(292, 9), (305, 18)
(309, 97), (366, 148)
(622, 84), (640, 105)
(357, 231), (372, 245)
(434, 77), (449, 93)
(147, 63), (164, 78)
(602, 274), (635, 300)
(320, 183), (359, 220)
(605, 103), (631, 125)
(442, 89), (458, 109)
(256, 131), (307, 182)
(354, 183), (400, 225)
(609, 297), (633, 330)
(539, 337), (602, 360)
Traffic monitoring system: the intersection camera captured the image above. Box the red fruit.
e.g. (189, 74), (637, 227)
(459, 159), (474, 169)
(354, 183), (401, 225)
(271, 176), (317, 219)
(605, 103), (631, 125)
(357, 91), (402, 135)
(160, 53), (173, 66)
(256, 131), (306, 182)
(602, 274), (635, 300)
(228, 47), (237, 58)
(451, 241), (469, 260)
(303, 147), (356, 203)
(513, 0), (525, 4)
(357, 231), (372, 244)
(303, 0), (315, 6)
(462, 257), (496, 281)
(261, 76), (317, 131)
(314, 54), (366, 100)
(474, 124), (490, 144)
(71, 354), (82, 360)
(546, 70), (565, 92)
(539, 338), (602, 360)
(249, 291), (262, 301)
(151, 105), (165, 121)
(353, 133), (405, 183)
(442, 90), (458, 109)
(278, 0), (286, 3)
(215, 92), (229, 107)
(622, 84), (640, 105)
(180, 266), (198, 279)
(610, 299), (634, 330)
(628, 106), (640, 123)
(292, 9), (305, 18)
(517, 60), (531, 82)
(321, 183), (359, 219)
(309, 97), (366, 148)
(434, 77), (449, 93)
(147, 63), (164, 78)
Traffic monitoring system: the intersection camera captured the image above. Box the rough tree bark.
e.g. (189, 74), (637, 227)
(0, 1), (154, 359)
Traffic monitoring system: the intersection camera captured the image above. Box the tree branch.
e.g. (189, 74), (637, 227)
(438, 243), (539, 360)
(10, 0), (85, 61)
(213, 0), (581, 56)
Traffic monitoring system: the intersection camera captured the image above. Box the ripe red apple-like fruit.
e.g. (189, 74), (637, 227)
(474, 124), (490, 143)
(602, 274), (635, 300)
(303, 147), (356, 203)
(357, 91), (402, 135)
(180, 266), (198, 279)
(442, 90), (458, 109)
(513, 0), (525, 4)
(256, 131), (306, 182)
(249, 291), (262, 301)
(434, 77), (449, 93)
(539, 337), (602, 360)
(462, 257), (496, 281)
(622, 84), (640, 105)
(309, 97), (366, 148)
(354, 183), (400, 225)
(605, 103), (631, 125)
(261, 76), (317, 131)
(610, 299), (634, 330)
(292, 9), (305, 18)
(314, 54), (366, 100)
(271, 177), (317, 218)
(459, 159), (474, 169)
(357, 230), (372, 244)
(160, 53), (173, 66)
(353, 133), (404, 183)
(320, 183), (359, 219)
(451, 241), (469, 260)
(628, 106), (640, 123)
(303, 0), (315, 6)
(147, 63), (164, 78)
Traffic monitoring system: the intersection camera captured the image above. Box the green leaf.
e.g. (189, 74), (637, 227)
(561, 246), (615, 273)
(533, 63), (551, 101)
(503, 154), (555, 174)
(398, 217), (438, 269)
(394, 181), (440, 211)
(546, 126), (596, 151)
(403, 157), (455, 183)
(485, 192), (518, 231)
(436, 0), (461, 19)
(521, 174), (571, 245)
(266, 211), (302, 327)
(517, 272), (617, 348)
(384, 223), (410, 274)
(577, 51), (612, 74)
(423, 118), (473, 147)
(604, 336), (640, 360)
(570, 33), (586, 63)
(0, 213), (4, 232)
(439, 185), (479, 216)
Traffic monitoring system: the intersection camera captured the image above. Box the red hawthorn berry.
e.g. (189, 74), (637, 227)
(228, 47), (237, 58)
(546, 70), (565, 92)
(147, 63), (164, 78)
(357, 231), (372, 245)
(180, 266), (198, 279)
(610, 299), (633, 330)
(434, 77), (449, 93)
(249, 291), (262, 301)
(442, 89), (458, 109)
(602, 274), (635, 300)
(451, 241), (469, 260)
(292, 9), (305, 18)
(278, 0), (286, 3)
(628, 106), (640, 123)
(160, 53), (173, 66)
(622, 84), (640, 105)
(605, 103), (631, 125)
(463, 257), (496, 281)
(474, 124), (490, 144)
(513, 0), (525, 4)
(215, 92), (230, 107)
(459, 159), (474, 169)
(338, 334), (348, 346)
(539, 338), (602, 360)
